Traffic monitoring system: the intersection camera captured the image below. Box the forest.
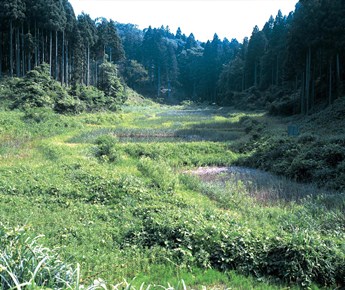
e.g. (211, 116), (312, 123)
(0, 0), (344, 289)
(0, 0), (344, 113)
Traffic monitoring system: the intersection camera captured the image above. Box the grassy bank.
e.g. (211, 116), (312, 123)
(0, 102), (344, 289)
(233, 97), (345, 191)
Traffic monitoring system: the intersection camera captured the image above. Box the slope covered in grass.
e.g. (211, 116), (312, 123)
(0, 101), (344, 289)
(236, 97), (345, 191)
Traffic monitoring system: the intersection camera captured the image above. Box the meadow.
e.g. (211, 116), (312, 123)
(0, 102), (344, 289)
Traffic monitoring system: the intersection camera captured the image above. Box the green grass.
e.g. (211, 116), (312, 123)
(0, 103), (344, 289)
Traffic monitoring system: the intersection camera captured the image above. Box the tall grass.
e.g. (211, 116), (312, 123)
(0, 104), (343, 289)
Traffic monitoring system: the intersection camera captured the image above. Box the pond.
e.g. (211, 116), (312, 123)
(186, 166), (324, 204)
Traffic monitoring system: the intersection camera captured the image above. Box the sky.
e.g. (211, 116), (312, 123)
(69, 0), (298, 42)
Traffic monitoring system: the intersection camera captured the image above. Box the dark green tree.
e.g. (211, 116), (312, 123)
(245, 26), (267, 88)
(98, 60), (125, 108)
(96, 18), (124, 63)
(120, 59), (148, 91)
(0, 0), (26, 77)
(77, 13), (97, 85)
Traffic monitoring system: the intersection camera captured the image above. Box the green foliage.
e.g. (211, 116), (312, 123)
(98, 60), (126, 109)
(122, 142), (237, 167)
(238, 134), (345, 190)
(0, 224), (75, 289)
(70, 84), (107, 112)
(22, 107), (56, 123)
(0, 104), (343, 289)
(138, 157), (178, 192)
(3, 64), (128, 114)
(269, 95), (299, 116)
(120, 59), (149, 91)
(94, 135), (119, 162)
(9, 64), (83, 113)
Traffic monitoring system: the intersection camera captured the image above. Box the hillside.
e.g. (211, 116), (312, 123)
(0, 0), (345, 288)
(0, 96), (344, 288)
(235, 96), (345, 191)
(1, 0), (345, 111)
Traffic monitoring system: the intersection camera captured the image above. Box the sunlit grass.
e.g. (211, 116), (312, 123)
(0, 103), (343, 289)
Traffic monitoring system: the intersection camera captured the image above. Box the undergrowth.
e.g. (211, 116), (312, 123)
(0, 102), (343, 289)
(234, 97), (345, 191)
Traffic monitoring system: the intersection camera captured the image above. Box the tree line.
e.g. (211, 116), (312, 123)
(1, 0), (344, 115)
(0, 0), (123, 87)
(116, 0), (345, 114)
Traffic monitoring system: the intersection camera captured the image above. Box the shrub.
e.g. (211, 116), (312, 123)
(94, 135), (119, 162)
(269, 96), (298, 116)
(237, 132), (345, 190)
(22, 107), (55, 123)
(11, 64), (69, 111)
(7, 64), (126, 114)
(70, 84), (107, 111)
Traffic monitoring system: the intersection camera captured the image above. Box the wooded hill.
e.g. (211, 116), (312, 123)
(0, 0), (344, 114)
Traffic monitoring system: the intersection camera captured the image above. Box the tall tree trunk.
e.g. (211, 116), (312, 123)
(329, 59), (332, 106)
(87, 43), (90, 86)
(336, 53), (340, 81)
(293, 75), (298, 114)
(16, 27), (20, 77)
(69, 47), (72, 85)
(21, 23), (25, 75)
(61, 30), (65, 85)
(242, 71), (245, 91)
(95, 61), (98, 86)
(55, 31), (58, 80)
(157, 65), (161, 98)
(10, 20), (13, 77)
(310, 62), (315, 111)
(276, 54), (279, 86)
(38, 28), (41, 65)
(254, 61), (258, 87)
(0, 31), (2, 78)
(27, 23), (31, 71)
(49, 30), (52, 75)
(102, 45), (104, 61)
(336, 53), (341, 98)
(65, 40), (69, 86)
(34, 22), (38, 67)
(305, 48), (311, 115)
(301, 72), (305, 115)
(43, 31), (46, 64)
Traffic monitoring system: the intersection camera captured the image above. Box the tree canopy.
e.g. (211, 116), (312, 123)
(1, 0), (344, 113)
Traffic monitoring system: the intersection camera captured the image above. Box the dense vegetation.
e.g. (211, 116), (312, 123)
(236, 97), (345, 191)
(0, 0), (345, 289)
(1, 0), (344, 111)
(0, 101), (344, 289)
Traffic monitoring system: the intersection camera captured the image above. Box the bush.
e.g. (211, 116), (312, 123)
(269, 96), (298, 116)
(70, 84), (107, 111)
(238, 133), (345, 190)
(22, 107), (55, 123)
(7, 64), (126, 114)
(11, 64), (70, 111)
(94, 135), (119, 162)
(123, 205), (345, 288)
